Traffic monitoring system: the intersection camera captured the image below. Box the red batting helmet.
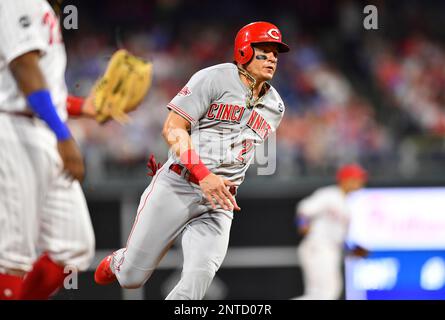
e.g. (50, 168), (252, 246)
(234, 21), (290, 65)
(336, 163), (368, 182)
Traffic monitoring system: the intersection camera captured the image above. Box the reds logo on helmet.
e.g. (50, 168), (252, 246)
(233, 21), (290, 65)
(267, 29), (280, 40)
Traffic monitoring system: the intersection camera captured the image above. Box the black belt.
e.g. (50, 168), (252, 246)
(169, 163), (200, 185)
(169, 163), (237, 195)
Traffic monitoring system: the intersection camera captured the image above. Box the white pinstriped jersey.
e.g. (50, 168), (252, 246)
(0, 0), (95, 275)
(297, 185), (351, 246)
(167, 63), (285, 185)
(0, 0), (68, 121)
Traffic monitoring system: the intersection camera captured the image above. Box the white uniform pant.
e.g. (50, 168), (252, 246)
(112, 160), (233, 300)
(296, 239), (343, 300)
(0, 114), (95, 273)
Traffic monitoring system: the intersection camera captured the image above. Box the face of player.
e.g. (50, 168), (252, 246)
(245, 44), (279, 82)
(342, 178), (366, 193)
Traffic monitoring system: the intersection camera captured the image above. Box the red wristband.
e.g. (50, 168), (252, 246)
(180, 149), (211, 181)
(66, 95), (84, 116)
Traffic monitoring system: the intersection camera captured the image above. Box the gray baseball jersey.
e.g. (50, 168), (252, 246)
(167, 62), (285, 185)
(111, 63), (285, 299)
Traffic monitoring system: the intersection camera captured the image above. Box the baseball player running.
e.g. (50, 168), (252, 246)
(95, 21), (290, 299)
(0, 0), (95, 299)
(293, 164), (368, 300)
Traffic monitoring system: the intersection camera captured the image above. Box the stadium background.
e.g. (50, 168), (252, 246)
(53, 0), (445, 299)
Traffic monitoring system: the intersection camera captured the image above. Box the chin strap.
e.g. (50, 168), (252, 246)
(237, 66), (269, 109)
(237, 67), (257, 109)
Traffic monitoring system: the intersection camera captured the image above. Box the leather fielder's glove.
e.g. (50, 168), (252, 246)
(91, 49), (153, 124)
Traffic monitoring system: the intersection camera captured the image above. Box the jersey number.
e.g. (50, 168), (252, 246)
(43, 11), (62, 45)
(236, 139), (254, 163)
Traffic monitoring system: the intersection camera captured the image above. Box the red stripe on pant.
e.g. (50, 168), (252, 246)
(116, 166), (165, 272)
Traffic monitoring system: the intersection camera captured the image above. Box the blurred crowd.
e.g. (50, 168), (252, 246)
(368, 35), (445, 135)
(275, 39), (392, 176)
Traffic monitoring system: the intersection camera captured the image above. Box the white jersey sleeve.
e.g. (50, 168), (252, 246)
(0, 0), (67, 118)
(297, 185), (351, 245)
(296, 189), (329, 219)
(0, 0), (47, 64)
(167, 69), (216, 126)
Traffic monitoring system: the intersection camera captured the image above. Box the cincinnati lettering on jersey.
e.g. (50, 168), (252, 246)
(206, 103), (245, 124)
(246, 110), (271, 140)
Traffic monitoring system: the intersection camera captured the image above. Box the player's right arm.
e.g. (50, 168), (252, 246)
(9, 51), (84, 182)
(295, 190), (326, 235)
(162, 111), (240, 211)
(298, 190), (327, 218)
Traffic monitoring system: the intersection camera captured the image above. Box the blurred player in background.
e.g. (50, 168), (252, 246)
(0, 0), (95, 299)
(292, 164), (369, 300)
(95, 21), (289, 300)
